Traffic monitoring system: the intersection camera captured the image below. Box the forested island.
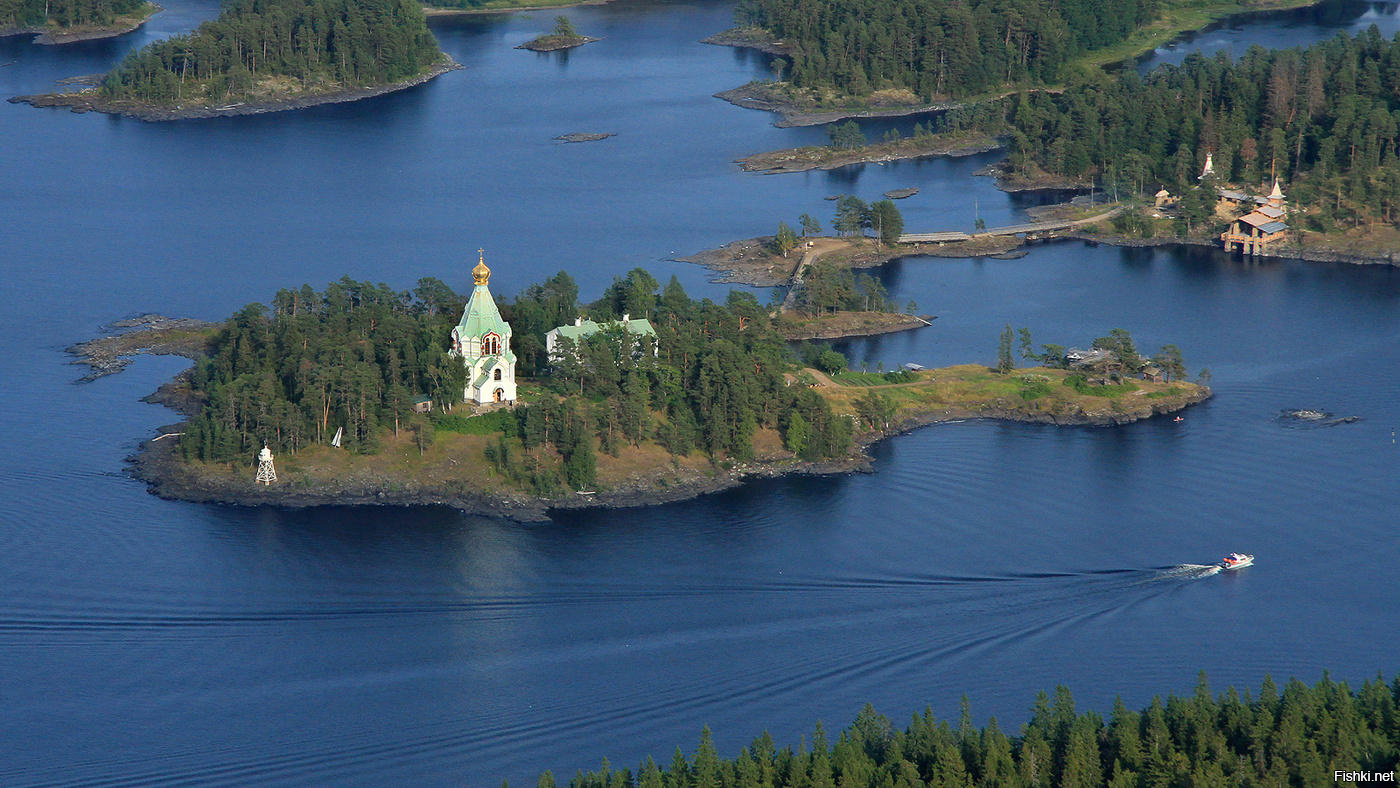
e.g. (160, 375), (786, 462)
(0, 0), (159, 44)
(536, 673), (1400, 788)
(11, 0), (458, 119)
(108, 268), (1205, 519)
(517, 15), (597, 51)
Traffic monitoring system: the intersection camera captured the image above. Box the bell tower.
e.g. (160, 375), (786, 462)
(449, 250), (517, 405)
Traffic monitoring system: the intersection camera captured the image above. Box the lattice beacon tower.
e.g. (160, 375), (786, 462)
(255, 445), (277, 485)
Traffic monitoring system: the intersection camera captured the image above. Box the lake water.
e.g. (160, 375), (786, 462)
(2, 1), (1399, 785)
(1140, 0), (1400, 70)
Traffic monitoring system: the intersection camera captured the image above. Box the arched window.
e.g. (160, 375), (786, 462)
(493, 368), (502, 381)
(483, 334), (499, 355)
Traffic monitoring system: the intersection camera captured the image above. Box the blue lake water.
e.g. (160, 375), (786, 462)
(2, 0), (1399, 785)
(1139, 0), (1400, 70)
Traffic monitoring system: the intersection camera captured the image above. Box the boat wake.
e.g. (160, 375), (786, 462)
(1156, 563), (1222, 580)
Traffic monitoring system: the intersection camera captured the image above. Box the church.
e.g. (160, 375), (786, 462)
(450, 251), (517, 404)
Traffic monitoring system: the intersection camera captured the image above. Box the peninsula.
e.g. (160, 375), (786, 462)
(1, 0), (159, 44)
(95, 263), (1206, 521)
(707, 0), (1325, 125)
(11, 0), (458, 120)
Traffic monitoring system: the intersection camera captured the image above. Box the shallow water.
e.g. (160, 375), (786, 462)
(2, 1), (1399, 785)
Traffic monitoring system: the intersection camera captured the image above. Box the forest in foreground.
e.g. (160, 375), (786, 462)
(98, 0), (444, 104)
(542, 673), (1399, 788)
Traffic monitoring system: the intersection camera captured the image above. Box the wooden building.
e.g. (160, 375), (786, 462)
(1221, 181), (1288, 255)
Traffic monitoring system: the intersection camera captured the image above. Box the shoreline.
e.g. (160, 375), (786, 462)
(1, 2), (160, 45)
(423, 0), (612, 16)
(713, 82), (961, 128)
(128, 367), (1209, 522)
(516, 34), (599, 51)
(738, 133), (1001, 174)
(706, 0), (1325, 127)
(9, 55), (462, 121)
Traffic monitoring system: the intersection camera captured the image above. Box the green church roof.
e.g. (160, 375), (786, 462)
(457, 283), (510, 340)
(551, 317), (657, 341)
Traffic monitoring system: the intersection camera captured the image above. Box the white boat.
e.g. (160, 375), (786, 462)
(1220, 552), (1254, 570)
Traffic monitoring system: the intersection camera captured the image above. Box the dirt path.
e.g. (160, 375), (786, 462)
(780, 237), (862, 311)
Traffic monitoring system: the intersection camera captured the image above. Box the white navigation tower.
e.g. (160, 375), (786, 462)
(255, 445), (277, 486)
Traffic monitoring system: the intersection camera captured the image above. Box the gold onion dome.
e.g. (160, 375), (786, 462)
(472, 249), (491, 286)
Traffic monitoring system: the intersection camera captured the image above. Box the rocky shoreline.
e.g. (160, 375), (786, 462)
(68, 313), (217, 381)
(713, 82), (960, 128)
(738, 134), (1001, 174)
(516, 35), (599, 51)
(10, 56), (461, 121)
(129, 377), (1207, 522)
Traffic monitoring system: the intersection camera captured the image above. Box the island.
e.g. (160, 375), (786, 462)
(1, 0), (160, 44)
(86, 257), (1206, 521)
(10, 0), (460, 121)
(516, 15), (598, 51)
(736, 127), (999, 174)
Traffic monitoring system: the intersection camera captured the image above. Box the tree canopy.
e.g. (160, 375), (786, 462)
(735, 0), (1158, 98)
(98, 0), (444, 105)
(549, 672), (1400, 788)
(178, 270), (855, 494)
(1, 0), (145, 29)
(943, 29), (1400, 230)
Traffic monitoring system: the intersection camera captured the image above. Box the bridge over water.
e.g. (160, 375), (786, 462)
(898, 207), (1122, 244)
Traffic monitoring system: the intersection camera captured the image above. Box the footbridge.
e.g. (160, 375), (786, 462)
(897, 207), (1122, 244)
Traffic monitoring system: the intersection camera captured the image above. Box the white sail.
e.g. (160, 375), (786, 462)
(331, 426), (343, 448)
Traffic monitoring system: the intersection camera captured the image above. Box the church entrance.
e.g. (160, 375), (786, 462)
(494, 388), (504, 402)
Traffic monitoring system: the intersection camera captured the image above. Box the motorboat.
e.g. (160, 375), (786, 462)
(1220, 552), (1254, 570)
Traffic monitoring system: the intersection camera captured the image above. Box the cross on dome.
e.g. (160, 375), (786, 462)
(473, 249), (491, 286)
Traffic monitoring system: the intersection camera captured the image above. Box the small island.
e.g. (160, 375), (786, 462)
(2, 0), (160, 44)
(738, 125), (999, 174)
(516, 15), (597, 51)
(10, 0), (459, 120)
(89, 254), (1207, 521)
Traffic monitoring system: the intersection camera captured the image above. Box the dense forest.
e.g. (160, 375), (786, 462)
(0, 0), (145, 30)
(179, 270), (853, 493)
(734, 0), (1157, 98)
(98, 0), (444, 104)
(542, 673), (1400, 788)
(940, 29), (1400, 231)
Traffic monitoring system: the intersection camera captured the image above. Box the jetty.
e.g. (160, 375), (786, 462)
(898, 206), (1121, 243)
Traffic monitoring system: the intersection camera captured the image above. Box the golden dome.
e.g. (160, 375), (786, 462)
(472, 249), (491, 286)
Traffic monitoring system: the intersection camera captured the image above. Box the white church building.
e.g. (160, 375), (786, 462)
(450, 251), (517, 404)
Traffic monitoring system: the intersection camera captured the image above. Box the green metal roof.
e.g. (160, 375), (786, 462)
(456, 283), (516, 362)
(457, 284), (510, 339)
(552, 317), (656, 341)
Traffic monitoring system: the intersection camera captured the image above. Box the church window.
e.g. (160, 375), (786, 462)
(494, 368), (502, 380)
(483, 334), (499, 355)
